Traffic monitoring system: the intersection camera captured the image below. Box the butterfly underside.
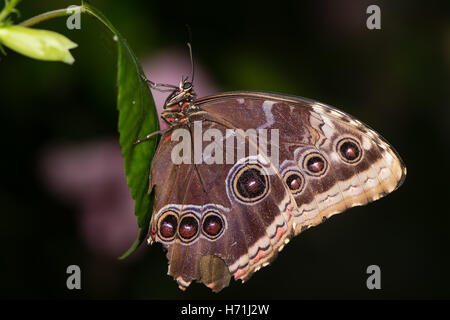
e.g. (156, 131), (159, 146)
(146, 91), (406, 292)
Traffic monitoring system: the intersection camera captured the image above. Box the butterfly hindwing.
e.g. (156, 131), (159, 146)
(149, 122), (294, 291)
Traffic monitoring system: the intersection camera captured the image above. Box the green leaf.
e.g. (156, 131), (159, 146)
(116, 38), (160, 259)
(82, 3), (160, 258)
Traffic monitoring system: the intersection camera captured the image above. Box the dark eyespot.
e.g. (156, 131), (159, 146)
(303, 152), (328, 176)
(178, 214), (199, 241)
(202, 213), (224, 239)
(233, 164), (269, 203)
(337, 138), (362, 163)
(284, 171), (305, 195)
(158, 211), (178, 241)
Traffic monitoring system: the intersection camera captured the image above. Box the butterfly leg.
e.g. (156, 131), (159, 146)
(134, 130), (163, 145)
(140, 74), (178, 92)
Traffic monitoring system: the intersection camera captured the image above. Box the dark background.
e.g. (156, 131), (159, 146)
(1, 0), (449, 299)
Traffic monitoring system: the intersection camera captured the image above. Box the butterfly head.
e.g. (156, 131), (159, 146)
(165, 77), (196, 106)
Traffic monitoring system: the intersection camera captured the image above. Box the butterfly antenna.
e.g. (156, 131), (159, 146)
(187, 42), (195, 84)
(185, 24), (195, 84)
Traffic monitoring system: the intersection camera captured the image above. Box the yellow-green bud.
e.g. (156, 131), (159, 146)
(0, 25), (77, 64)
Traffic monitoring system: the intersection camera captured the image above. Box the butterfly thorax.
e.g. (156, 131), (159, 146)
(161, 79), (199, 126)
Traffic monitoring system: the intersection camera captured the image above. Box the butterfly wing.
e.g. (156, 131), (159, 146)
(148, 91), (406, 292)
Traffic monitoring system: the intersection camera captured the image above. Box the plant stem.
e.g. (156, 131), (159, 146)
(19, 6), (84, 28)
(0, 0), (21, 23)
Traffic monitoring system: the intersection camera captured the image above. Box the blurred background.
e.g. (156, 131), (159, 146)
(1, 0), (449, 299)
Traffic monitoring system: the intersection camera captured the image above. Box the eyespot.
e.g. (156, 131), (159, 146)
(202, 212), (225, 239)
(157, 211), (178, 242)
(303, 152), (328, 177)
(178, 214), (199, 242)
(283, 170), (305, 195)
(232, 164), (269, 203)
(337, 137), (362, 164)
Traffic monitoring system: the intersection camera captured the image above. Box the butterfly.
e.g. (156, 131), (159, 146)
(137, 67), (406, 293)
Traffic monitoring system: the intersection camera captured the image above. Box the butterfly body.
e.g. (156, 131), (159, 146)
(159, 79), (199, 126)
(146, 80), (406, 292)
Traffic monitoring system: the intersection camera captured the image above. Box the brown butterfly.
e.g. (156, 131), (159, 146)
(138, 74), (406, 293)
